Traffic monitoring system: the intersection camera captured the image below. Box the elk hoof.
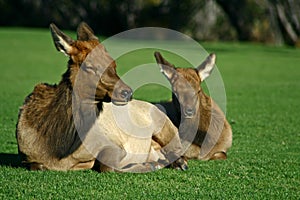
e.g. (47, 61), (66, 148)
(210, 152), (227, 160)
(27, 162), (47, 171)
(98, 164), (115, 173)
(148, 162), (164, 171)
(170, 157), (188, 171)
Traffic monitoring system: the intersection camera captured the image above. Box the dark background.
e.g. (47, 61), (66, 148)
(1, 0), (300, 46)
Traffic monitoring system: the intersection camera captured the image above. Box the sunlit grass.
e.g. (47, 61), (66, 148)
(0, 28), (299, 199)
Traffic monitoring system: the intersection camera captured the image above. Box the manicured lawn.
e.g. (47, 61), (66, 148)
(0, 27), (299, 199)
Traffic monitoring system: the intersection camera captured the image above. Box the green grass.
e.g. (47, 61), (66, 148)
(0, 27), (300, 199)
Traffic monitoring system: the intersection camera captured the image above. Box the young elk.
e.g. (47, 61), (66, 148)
(154, 52), (232, 161)
(16, 23), (186, 172)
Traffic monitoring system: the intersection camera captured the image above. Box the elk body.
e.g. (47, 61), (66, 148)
(96, 100), (187, 172)
(154, 52), (232, 161)
(16, 23), (185, 172)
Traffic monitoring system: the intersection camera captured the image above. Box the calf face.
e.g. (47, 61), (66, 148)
(50, 23), (132, 105)
(154, 52), (216, 119)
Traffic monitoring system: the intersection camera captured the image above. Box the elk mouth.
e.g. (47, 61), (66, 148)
(111, 99), (131, 106)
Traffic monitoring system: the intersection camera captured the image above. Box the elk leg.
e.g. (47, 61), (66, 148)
(97, 159), (164, 173)
(92, 160), (115, 172)
(95, 146), (165, 173)
(152, 122), (183, 157)
(210, 151), (227, 160)
(152, 121), (189, 170)
(151, 139), (162, 151)
(183, 144), (201, 159)
(168, 157), (188, 171)
(70, 160), (95, 170)
(25, 162), (47, 171)
(120, 161), (164, 173)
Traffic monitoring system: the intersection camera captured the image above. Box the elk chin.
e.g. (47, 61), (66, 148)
(111, 96), (131, 106)
(95, 94), (129, 106)
(111, 100), (129, 106)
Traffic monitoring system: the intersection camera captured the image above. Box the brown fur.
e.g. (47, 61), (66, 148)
(16, 23), (186, 172)
(16, 22), (139, 171)
(154, 52), (232, 161)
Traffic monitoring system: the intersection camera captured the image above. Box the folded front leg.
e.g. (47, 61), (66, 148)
(94, 146), (166, 173)
(152, 119), (188, 170)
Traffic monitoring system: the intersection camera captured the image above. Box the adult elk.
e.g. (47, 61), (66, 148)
(154, 52), (232, 161)
(16, 23), (186, 172)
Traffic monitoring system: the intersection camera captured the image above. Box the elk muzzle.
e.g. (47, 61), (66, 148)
(111, 80), (133, 105)
(183, 106), (196, 118)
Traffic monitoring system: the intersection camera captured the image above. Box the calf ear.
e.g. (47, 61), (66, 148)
(154, 51), (176, 80)
(49, 23), (74, 56)
(197, 53), (216, 81)
(77, 22), (98, 41)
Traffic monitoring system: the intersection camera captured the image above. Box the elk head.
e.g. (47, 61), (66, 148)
(154, 52), (216, 119)
(50, 22), (132, 105)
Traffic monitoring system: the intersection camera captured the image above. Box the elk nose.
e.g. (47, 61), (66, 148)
(184, 107), (195, 118)
(120, 89), (132, 101)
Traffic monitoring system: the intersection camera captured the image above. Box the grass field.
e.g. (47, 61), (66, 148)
(0, 27), (300, 199)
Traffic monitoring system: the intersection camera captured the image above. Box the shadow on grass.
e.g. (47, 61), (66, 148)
(0, 153), (21, 168)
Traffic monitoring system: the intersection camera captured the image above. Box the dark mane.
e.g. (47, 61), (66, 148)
(19, 58), (104, 158)
(21, 81), (75, 158)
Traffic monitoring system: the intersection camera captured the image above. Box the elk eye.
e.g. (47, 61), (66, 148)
(83, 66), (96, 74)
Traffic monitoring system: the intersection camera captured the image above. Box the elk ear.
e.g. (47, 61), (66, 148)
(50, 23), (74, 56)
(197, 53), (216, 81)
(77, 22), (98, 41)
(154, 51), (176, 80)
